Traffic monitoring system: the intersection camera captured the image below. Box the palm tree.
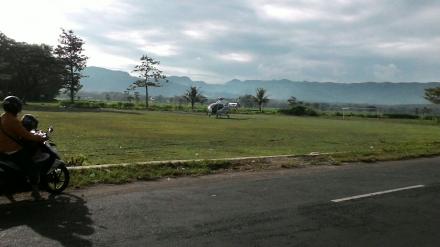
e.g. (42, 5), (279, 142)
(183, 86), (207, 110)
(253, 88), (269, 112)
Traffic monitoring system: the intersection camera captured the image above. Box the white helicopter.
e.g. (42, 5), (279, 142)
(207, 97), (240, 118)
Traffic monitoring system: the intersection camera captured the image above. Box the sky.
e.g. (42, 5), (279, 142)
(0, 0), (439, 84)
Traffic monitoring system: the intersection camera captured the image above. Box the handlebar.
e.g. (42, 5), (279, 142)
(31, 127), (54, 141)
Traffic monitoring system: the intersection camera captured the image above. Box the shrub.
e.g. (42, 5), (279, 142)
(383, 113), (419, 119)
(122, 102), (135, 109)
(66, 154), (88, 167)
(279, 105), (319, 116)
(60, 100), (103, 109)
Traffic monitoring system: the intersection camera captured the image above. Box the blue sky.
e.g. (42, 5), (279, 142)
(1, 0), (439, 83)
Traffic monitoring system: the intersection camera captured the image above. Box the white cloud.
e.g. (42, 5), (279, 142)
(104, 30), (179, 57)
(1, 0), (440, 83)
(0, 1), (77, 44)
(182, 21), (231, 41)
(85, 44), (138, 71)
(105, 30), (165, 46)
(182, 30), (208, 40)
(373, 64), (400, 81)
(257, 57), (345, 81)
(218, 52), (254, 63)
(368, 38), (440, 61)
(0, 0), (131, 45)
(260, 4), (323, 22)
(143, 44), (179, 57)
(160, 65), (224, 83)
(250, 0), (373, 24)
(375, 41), (427, 52)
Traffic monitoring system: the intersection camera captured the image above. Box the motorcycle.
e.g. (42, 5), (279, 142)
(0, 126), (70, 196)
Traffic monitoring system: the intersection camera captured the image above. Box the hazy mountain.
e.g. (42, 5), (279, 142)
(81, 67), (207, 96)
(81, 66), (135, 92)
(80, 67), (439, 105)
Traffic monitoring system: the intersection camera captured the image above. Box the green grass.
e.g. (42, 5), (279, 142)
(69, 155), (338, 187)
(69, 160), (234, 187)
(23, 108), (440, 165)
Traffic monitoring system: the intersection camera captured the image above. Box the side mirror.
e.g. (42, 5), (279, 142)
(48, 126), (54, 133)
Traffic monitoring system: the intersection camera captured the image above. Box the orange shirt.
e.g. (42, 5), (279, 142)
(0, 112), (44, 153)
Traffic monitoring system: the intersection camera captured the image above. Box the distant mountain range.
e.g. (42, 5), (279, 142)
(81, 66), (440, 105)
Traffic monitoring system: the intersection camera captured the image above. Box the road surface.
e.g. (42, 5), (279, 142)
(1, 157), (440, 246)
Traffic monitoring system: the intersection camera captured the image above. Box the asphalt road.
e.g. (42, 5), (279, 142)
(2, 157), (440, 246)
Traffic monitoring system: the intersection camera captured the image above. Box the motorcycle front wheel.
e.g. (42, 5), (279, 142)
(43, 163), (70, 194)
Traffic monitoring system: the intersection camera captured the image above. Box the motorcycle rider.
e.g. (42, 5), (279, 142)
(0, 96), (45, 199)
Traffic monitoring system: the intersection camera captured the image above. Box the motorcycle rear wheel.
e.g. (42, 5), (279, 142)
(43, 164), (70, 194)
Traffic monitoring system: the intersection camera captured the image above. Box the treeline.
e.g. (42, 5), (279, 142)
(74, 91), (439, 112)
(75, 91), (294, 108)
(0, 33), (64, 101)
(0, 30), (87, 102)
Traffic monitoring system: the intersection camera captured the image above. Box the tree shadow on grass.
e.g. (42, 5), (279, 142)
(25, 105), (143, 115)
(213, 117), (253, 121)
(0, 193), (94, 247)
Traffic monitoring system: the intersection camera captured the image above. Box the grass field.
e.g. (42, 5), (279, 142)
(25, 109), (440, 165)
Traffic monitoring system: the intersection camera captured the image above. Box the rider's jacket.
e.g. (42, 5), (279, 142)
(0, 112), (44, 154)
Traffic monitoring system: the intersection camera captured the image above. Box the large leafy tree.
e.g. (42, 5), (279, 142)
(13, 44), (64, 101)
(130, 54), (166, 108)
(424, 87), (440, 104)
(55, 29), (88, 103)
(183, 86), (206, 110)
(0, 33), (16, 97)
(0, 32), (64, 101)
(0, 34), (13, 76)
(253, 88), (270, 112)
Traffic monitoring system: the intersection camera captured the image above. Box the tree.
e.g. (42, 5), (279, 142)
(155, 95), (167, 103)
(172, 95), (186, 107)
(421, 106), (432, 117)
(253, 88), (269, 112)
(0, 32), (64, 101)
(238, 94), (255, 108)
(130, 54), (167, 108)
(134, 92), (141, 103)
(123, 90), (134, 102)
(183, 86), (207, 110)
(55, 29), (88, 103)
(14, 44), (65, 102)
(0, 33), (15, 94)
(424, 87), (440, 104)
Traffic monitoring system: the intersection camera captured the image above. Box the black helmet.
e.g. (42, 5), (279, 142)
(22, 114), (39, 131)
(2, 96), (22, 115)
